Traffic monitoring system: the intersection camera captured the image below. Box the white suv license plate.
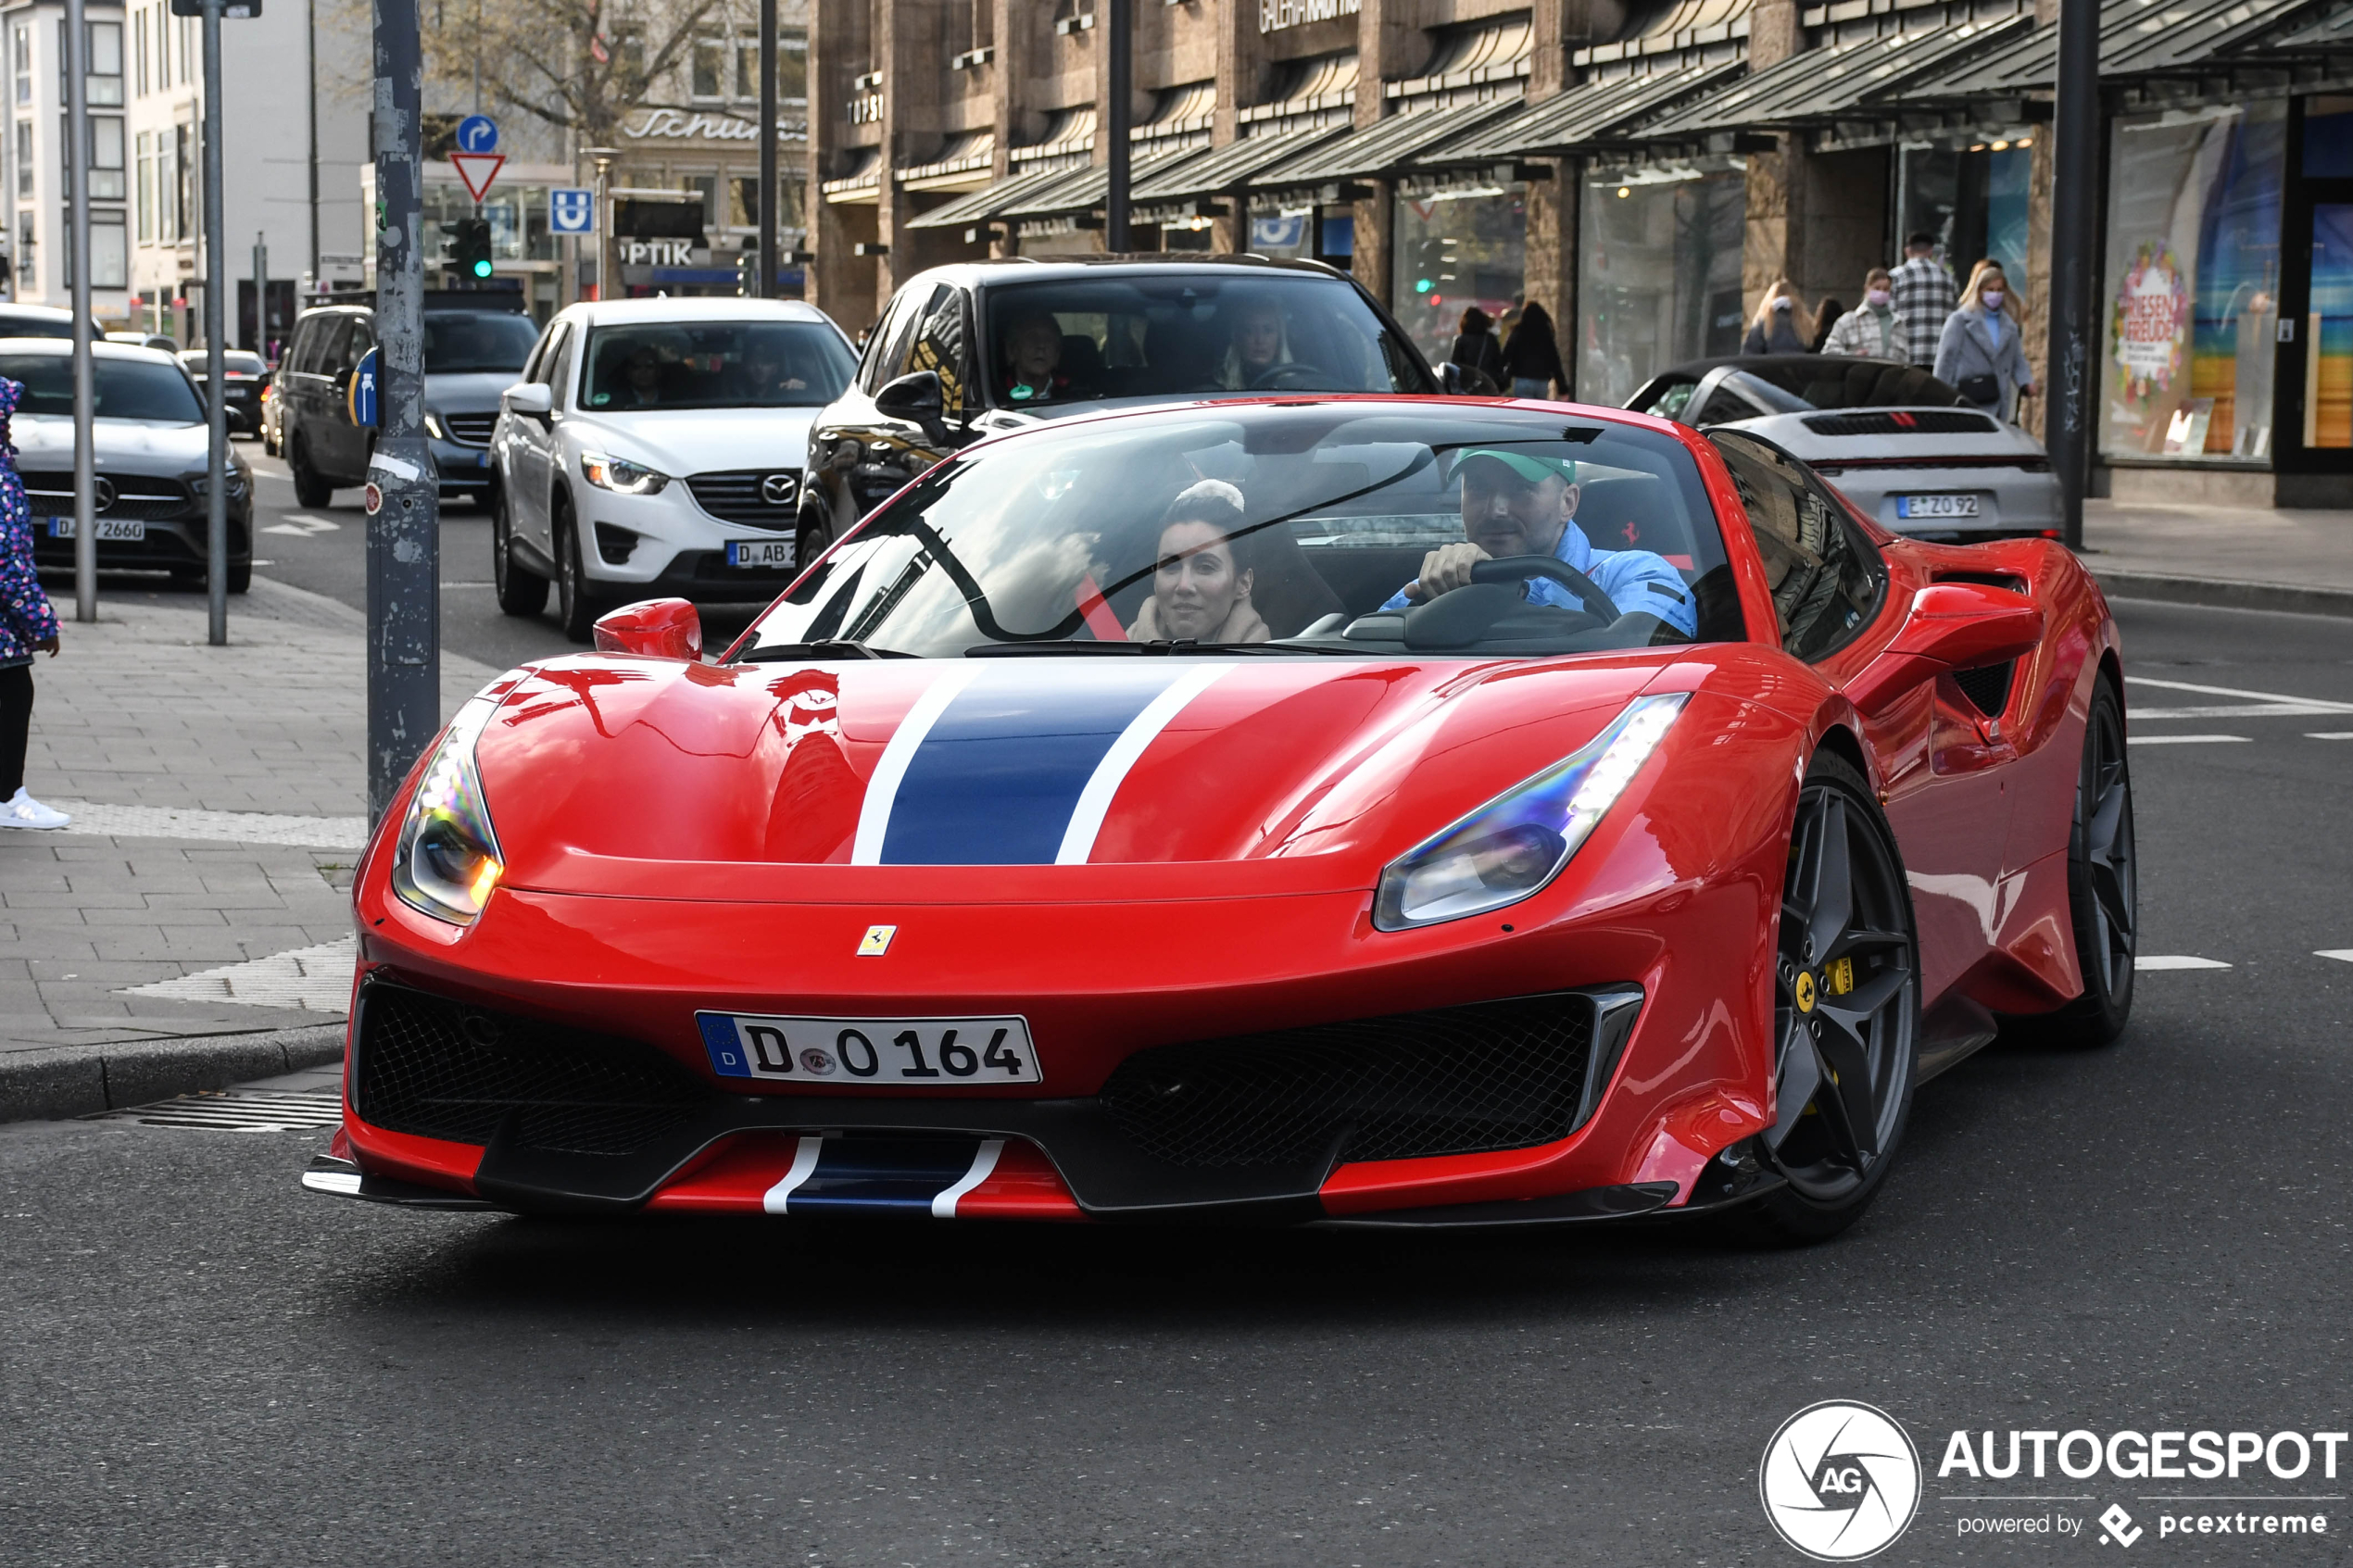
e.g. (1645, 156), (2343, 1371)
(1895, 494), (1982, 519)
(699, 1011), (1040, 1085)
(47, 516), (145, 541)
(726, 538), (795, 569)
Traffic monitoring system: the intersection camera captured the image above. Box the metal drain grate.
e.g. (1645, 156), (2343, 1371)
(86, 1088), (344, 1132)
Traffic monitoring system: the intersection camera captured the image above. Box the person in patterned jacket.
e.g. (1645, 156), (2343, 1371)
(0, 374), (69, 829)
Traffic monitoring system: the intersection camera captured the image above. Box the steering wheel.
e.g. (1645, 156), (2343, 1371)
(1247, 362), (1330, 392)
(1469, 554), (1621, 622)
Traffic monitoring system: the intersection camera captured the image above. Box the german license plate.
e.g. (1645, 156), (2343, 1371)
(697, 1011), (1039, 1085)
(726, 538), (795, 569)
(1894, 494), (1981, 519)
(47, 515), (145, 541)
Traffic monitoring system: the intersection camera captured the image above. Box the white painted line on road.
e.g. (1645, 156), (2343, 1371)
(53, 800), (367, 848)
(123, 936), (357, 1011)
(2133, 704), (2353, 719)
(261, 514), (341, 537)
(2131, 676), (2353, 712)
(2135, 955), (2233, 971)
(2127, 734), (2250, 746)
(2309, 733), (2353, 740)
(2317, 950), (2353, 963)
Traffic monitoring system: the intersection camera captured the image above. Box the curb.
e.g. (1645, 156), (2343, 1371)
(0, 1022), (346, 1125)
(2092, 570), (2353, 619)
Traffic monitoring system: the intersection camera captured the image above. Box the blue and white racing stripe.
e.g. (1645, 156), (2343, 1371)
(762, 1135), (1005, 1218)
(851, 662), (1230, 866)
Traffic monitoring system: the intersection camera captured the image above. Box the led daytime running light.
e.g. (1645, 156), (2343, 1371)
(580, 452), (670, 495)
(1373, 692), (1690, 932)
(390, 695), (507, 926)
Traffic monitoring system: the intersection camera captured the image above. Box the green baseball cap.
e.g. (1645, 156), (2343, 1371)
(1453, 447), (1579, 487)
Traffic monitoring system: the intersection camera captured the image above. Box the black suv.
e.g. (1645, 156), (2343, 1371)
(793, 257), (1446, 565)
(275, 303), (540, 507)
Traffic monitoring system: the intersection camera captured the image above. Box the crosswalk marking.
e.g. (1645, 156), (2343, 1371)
(2319, 950), (2353, 963)
(2128, 734), (2249, 746)
(123, 936), (358, 1011)
(2135, 955), (2233, 971)
(2130, 677), (2353, 713)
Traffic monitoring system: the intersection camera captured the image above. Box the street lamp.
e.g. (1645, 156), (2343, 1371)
(583, 145), (620, 300)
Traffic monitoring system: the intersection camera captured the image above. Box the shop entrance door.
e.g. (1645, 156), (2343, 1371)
(2279, 196), (2353, 464)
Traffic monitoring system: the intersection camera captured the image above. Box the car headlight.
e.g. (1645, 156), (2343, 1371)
(581, 452), (670, 495)
(422, 409), (448, 440)
(389, 695), (505, 926)
(1373, 693), (1689, 932)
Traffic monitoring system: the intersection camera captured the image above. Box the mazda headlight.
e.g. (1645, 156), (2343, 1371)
(581, 452), (670, 495)
(1373, 693), (1688, 932)
(390, 696), (505, 926)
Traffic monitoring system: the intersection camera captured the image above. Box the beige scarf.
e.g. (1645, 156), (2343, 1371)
(1127, 596), (1271, 643)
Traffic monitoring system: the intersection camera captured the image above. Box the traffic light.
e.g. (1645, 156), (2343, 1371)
(736, 243), (757, 297)
(451, 218), (494, 282)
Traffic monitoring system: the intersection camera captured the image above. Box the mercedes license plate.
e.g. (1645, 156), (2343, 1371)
(1894, 494), (1981, 520)
(47, 515), (145, 541)
(698, 1011), (1040, 1085)
(726, 538), (795, 569)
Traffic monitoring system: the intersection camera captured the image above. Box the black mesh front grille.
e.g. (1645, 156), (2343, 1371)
(1952, 660), (2015, 717)
(1801, 410), (1998, 436)
(1098, 994), (1596, 1170)
(354, 984), (715, 1155)
(687, 469), (799, 527)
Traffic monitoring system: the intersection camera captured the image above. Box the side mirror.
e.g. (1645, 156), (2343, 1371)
(592, 597), (703, 661)
(502, 382), (553, 419)
(874, 370), (948, 442)
(1845, 583), (2044, 716)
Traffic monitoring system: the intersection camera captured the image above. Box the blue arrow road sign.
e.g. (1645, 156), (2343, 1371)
(455, 114), (498, 154)
(348, 346), (378, 427)
(549, 187), (597, 234)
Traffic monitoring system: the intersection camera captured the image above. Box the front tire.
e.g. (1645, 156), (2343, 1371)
(554, 506), (598, 644)
(795, 512), (832, 573)
(1743, 751), (1920, 1245)
(493, 492), (548, 617)
(2013, 675), (2136, 1045)
(289, 435), (333, 508)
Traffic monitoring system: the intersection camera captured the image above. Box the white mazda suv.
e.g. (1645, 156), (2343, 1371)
(491, 297), (858, 640)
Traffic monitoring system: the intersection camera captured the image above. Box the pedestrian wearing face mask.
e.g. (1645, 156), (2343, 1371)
(1823, 269), (1906, 359)
(1741, 280), (1814, 355)
(1934, 260), (2036, 421)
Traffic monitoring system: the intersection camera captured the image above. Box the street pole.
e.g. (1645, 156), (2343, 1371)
(252, 231), (268, 354)
(2047, 0), (2101, 552)
(202, 1), (227, 645)
(757, 0), (776, 298)
(65, 0), (94, 624)
(1104, 0), (1130, 253)
(368, 0), (439, 818)
(584, 147), (619, 301)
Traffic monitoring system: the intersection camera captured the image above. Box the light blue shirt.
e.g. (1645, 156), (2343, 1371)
(1980, 305), (2005, 349)
(1381, 521), (1700, 637)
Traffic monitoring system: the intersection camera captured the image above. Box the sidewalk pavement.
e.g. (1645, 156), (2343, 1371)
(0, 577), (494, 1121)
(2084, 499), (2353, 615)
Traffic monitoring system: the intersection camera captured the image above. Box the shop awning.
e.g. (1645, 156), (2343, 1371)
(1129, 121), (1352, 203)
(903, 164), (1079, 230)
(1250, 98), (1523, 197)
(1643, 14), (2034, 135)
(2253, 0), (2353, 56)
(1575, 0), (1751, 69)
(995, 145), (1216, 221)
(1906, 0), (2339, 97)
(820, 147), (881, 206)
(1435, 59), (1744, 160)
(1010, 106), (1097, 169)
(897, 131), (996, 194)
(1239, 50), (1360, 133)
(1385, 15), (1533, 104)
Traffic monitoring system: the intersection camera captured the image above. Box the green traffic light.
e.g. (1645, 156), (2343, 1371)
(1416, 278), (1433, 294)
(472, 257), (494, 279)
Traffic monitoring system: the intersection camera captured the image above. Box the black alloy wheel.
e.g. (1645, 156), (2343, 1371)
(492, 491), (548, 617)
(2015, 676), (2136, 1045)
(289, 434), (333, 508)
(1747, 751), (1920, 1243)
(554, 508), (598, 644)
(795, 515), (832, 575)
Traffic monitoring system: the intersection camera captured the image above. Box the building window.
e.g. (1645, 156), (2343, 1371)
(13, 120), (28, 199)
(734, 32), (809, 101)
(85, 21), (121, 106)
(1392, 182), (1529, 372)
(89, 211), (123, 286)
(87, 114), (122, 200)
(134, 128), (149, 241)
(16, 211), (31, 290)
(12, 24), (28, 106)
(2100, 102), (2284, 463)
(691, 38), (724, 99)
(1577, 166), (1748, 408)
(133, 9), (146, 96)
(172, 120), (189, 240)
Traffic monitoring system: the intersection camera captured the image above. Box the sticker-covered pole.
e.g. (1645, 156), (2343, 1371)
(202, 0), (228, 645)
(368, 0), (439, 818)
(65, 0), (94, 623)
(1105, 0), (1130, 252)
(2046, 0), (2101, 551)
(757, 0), (777, 297)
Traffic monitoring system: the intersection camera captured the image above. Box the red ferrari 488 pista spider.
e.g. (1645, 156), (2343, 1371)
(307, 396), (2133, 1241)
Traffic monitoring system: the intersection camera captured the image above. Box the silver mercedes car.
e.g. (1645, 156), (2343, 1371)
(1627, 356), (2060, 542)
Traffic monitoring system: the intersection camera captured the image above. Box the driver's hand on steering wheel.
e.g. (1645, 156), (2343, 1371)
(1405, 541), (1492, 603)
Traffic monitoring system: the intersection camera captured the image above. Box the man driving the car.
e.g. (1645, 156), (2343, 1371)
(1382, 449), (1698, 637)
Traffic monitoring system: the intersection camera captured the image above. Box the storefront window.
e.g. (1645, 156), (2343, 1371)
(1576, 167), (1744, 408)
(1393, 182), (1527, 370)
(1897, 137), (2032, 287)
(2100, 103), (2284, 463)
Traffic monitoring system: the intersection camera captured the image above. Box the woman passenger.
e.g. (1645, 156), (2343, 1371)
(1126, 480), (1271, 644)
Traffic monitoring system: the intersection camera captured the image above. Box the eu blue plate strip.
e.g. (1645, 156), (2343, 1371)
(698, 1013), (751, 1078)
(879, 664), (1192, 865)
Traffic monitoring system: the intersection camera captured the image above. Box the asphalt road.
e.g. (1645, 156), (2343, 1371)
(3, 598), (2350, 1566)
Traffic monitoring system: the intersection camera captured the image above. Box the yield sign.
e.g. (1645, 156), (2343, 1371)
(449, 152), (505, 203)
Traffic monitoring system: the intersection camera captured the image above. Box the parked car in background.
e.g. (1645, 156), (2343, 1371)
(1626, 355), (2060, 541)
(15, 339), (252, 591)
(275, 303), (540, 507)
(0, 305), (91, 340)
(489, 296), (856, 640)
(794, 256), (1445, 568)
(107, 330), (180, 352)
(181, 348), (268, 435)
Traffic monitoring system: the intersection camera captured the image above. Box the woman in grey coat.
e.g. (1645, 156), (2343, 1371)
(1933, 260), (2036, 421)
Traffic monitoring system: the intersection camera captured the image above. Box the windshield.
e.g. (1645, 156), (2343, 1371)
(741, 406), (1743, 661)
(0, 355), (203, 421)
(581, 320), (855, 410)
(980, 274), (1431, 408)
(424, 311), (542, 374)
(0, 314), (74, 341)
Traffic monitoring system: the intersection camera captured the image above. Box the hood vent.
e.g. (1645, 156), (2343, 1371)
(1951, 660), (2014, 718)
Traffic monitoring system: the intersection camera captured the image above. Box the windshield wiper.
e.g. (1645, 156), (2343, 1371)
(967, 639), (1359, 658)
(735, 639), (912, 661)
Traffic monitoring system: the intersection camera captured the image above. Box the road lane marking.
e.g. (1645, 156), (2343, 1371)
(123, 936), (358, 1011)
(2318, 950), (2353, 963)
(2133, 704), (2353, 718)
(2136, 955), (2232, 971)
(2127, 734), (2249, 746)
(2131, 676), (2353, 712)
(2309, 733), (2353, 740)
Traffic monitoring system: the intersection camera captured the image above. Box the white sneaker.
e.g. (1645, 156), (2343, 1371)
(0, 788), (70, 829)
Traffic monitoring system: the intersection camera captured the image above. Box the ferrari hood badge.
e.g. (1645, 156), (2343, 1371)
(858, 924), (898, 957)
